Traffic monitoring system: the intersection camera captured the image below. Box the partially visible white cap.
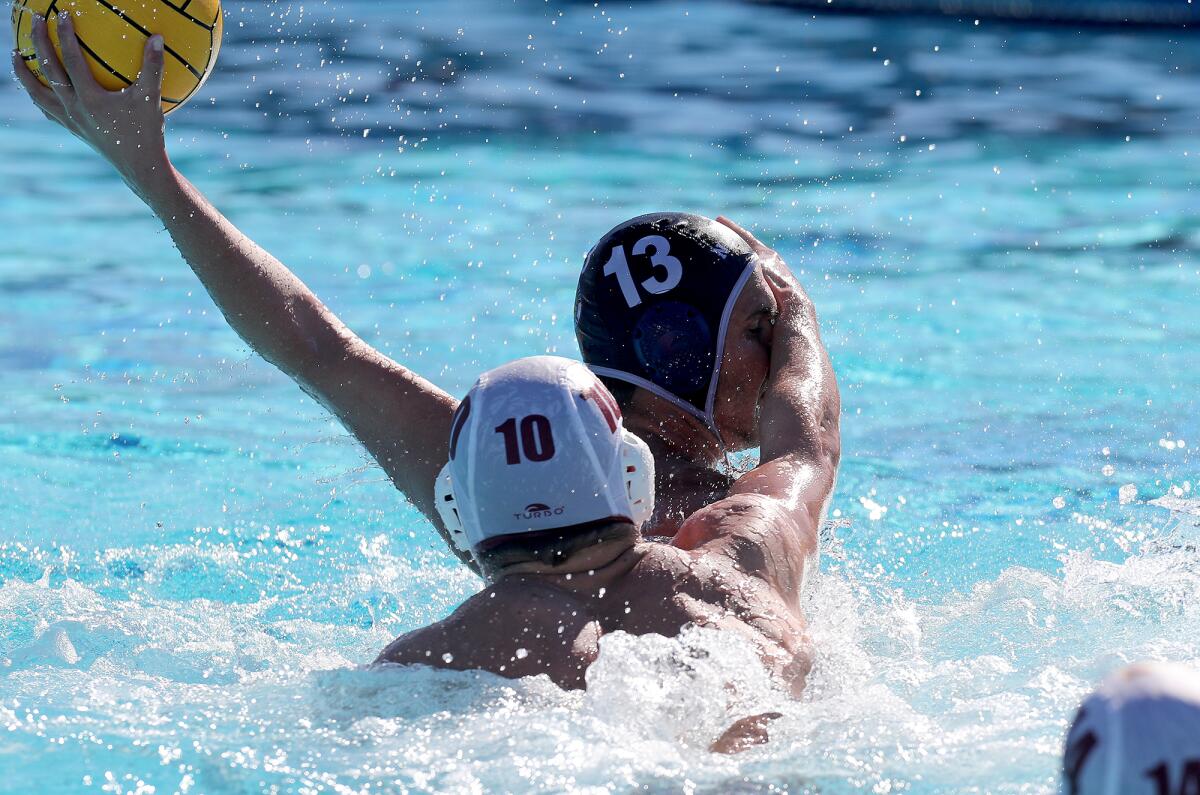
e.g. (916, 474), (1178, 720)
(1063, 661), (1200, 795)
(443, 356), (648, 551)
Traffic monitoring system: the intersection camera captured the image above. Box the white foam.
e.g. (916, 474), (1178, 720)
(1, 513), (1199, 791)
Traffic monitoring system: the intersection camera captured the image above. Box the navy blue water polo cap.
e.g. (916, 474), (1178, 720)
(574, 212), (758, 434)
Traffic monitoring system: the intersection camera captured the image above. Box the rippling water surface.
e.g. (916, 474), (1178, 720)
(1, 1), (1198, 792)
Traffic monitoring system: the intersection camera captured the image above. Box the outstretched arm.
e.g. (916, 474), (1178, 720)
(14, 13), (470, 565)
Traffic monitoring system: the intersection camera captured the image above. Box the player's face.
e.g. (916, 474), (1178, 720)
(712, 265), (777, 451)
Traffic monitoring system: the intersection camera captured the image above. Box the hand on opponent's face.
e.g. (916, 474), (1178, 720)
(717, 215), (802, 290)
(706, 215), (807, 449)
(717, 215), (806, 332)
(12, 11), (168, 185)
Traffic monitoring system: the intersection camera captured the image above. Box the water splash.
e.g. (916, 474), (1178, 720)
(1, 509), (1197, 792)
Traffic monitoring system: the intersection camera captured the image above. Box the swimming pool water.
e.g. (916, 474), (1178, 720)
(1, 1), (1198, 792)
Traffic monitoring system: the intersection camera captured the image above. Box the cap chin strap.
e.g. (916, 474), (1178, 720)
(433, 429), (657, 557)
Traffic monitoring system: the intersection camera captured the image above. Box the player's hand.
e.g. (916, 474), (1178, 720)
(709, 711), (784, 754)
(716, 215), (801, 291)
(717, 215), (809, 333)
(12, 11), (169, 188)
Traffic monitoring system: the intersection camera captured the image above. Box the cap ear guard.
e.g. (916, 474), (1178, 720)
(434, 462), (472, 555)
(620, 429), (655, 529)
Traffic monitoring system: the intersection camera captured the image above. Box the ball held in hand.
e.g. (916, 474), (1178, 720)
(12, 0), (223, 114)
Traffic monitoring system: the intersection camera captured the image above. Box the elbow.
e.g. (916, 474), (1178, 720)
(820, 372), (842, 471)
(282, 294), (349, 382)
(819, 414), (841, 475)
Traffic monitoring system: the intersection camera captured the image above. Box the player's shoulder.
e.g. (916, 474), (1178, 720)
(468, 577), (597, 637)
(672, 492), (802, 549)
(670, 493), (815, 597)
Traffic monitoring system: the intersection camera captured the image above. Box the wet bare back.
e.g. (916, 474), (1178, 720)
(376, 494), (815, 693)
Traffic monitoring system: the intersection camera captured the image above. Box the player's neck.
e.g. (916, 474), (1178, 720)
(497, 541), (643, 590)
(625, 393), (723, 467)
(552, 543), (645, 595)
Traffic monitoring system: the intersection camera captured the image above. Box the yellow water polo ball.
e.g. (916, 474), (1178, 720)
(12, 0), (223, 114)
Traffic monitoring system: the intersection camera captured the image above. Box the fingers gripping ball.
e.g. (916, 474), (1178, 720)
(12, 0), (223, 114)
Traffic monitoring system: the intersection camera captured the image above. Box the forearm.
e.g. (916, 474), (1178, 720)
(17, 9), (471, 566)
(733, 289), (842, 529)
(19, 10), (339, 383)
(136, 161), (467, 541)
(759, 294), (841, 470)
(136, 157), (345, 382)
(713, 216), (841, 472)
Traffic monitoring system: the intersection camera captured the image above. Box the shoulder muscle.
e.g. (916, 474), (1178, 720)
(673, 493), (815, 604)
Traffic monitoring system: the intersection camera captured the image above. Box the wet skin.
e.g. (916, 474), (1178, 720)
(614, 217), (840, 542)
(378, 260), (840, 701)
(15, 15), (841, 709)
(624, 258), (785, 537)
(12, 13), (832, 568)
(376, 507), (814, 696)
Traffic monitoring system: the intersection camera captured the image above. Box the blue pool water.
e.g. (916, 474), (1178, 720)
(2, 1), (1199, 792)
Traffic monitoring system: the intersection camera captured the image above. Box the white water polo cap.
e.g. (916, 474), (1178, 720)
(1063, 661), (1200, 795)
(434, 356), (655, 555)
